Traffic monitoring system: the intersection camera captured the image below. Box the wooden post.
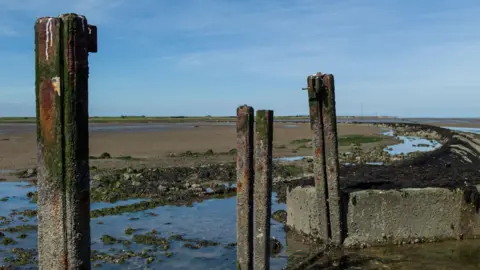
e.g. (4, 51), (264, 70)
(35, 13), (97, 269)
(253, 110), (273, 270)
(320, 74), (343, 245)
(305, 72), (344, 245)
(236, 105), (255, 270)
(306, 74), (330, 240)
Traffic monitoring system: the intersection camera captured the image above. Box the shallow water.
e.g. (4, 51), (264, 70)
(0, 182), (289, 269)
(274, 131), (441, 165)
(444, 126), (480, 134)
(334, 239), (480, 269)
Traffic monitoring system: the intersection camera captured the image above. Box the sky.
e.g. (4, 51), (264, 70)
(0, 0), (479, 117)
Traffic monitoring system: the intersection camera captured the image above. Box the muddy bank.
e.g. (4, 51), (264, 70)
(275, 123), (480, 202)
(18, 122), (472, 205)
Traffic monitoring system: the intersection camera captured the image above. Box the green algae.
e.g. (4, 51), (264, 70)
(2, 237), (17, 246)
(132, 234), (170, 250)
(3, 248), (36, 266)
(0, 224), (37, 233)
(91, 249), (156, 265)
(124, 227), (137, 235)
(100, 234), (131, 246)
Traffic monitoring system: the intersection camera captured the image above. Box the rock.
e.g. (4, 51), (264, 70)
(27, 169), (35, 176)
(132, 181), (141, 186)
(91, 180), (102, 189)
(270, 237), (283, 255)
(272, 210), (287, 224)
(123, 173), (131, 181)
(213, 184), (226, 193)
(191, 184), (201, 189)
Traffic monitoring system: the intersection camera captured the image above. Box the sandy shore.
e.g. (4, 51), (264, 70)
(0, 123), (396, 170)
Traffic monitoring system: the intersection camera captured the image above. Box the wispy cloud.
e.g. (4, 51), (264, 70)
(0, 0), (479, 117)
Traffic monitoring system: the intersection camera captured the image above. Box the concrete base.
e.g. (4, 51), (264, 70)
(286, 185), (480, 246)
(286, 186), (327, 240)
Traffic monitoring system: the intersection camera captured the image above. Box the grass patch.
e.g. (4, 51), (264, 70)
(338, 135), (382, 146)
(290, 135), (383, 147)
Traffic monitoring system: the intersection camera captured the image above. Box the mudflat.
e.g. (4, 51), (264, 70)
(0, 123), (396, 170)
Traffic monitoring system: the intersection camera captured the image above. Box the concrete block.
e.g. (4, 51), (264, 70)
(286, 185), (480, 246)
(286, 186), (327, 239)
(344, 187), (477, 245)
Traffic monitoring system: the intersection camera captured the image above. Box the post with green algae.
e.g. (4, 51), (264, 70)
(35, 13), (97, 269)
(253, 110), (273, 270)
(305, 72), (344, 245)
(306, 74), (330, 241)
(236, 105), (255, 269)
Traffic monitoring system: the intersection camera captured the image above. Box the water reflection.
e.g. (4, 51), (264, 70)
(0, 182), (289, 269)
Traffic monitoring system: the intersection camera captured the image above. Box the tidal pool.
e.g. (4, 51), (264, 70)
(0, 181), (290, 269)
(275, 131), (441, 164)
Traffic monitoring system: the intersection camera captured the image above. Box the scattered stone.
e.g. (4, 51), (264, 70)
(2, 237), (17, 246)
(124, 227), (137, 235)
(99, 152), (112, 159)
(272, 210), (287, 224)
(270, 237), (283, 255)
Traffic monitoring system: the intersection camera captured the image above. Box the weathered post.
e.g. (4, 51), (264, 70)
(253, 110), (273, 270)
(319, 74), (343, 245)
(304, 72), (344, 245)
(236, 105), (255, 269)
(35, 13), (97, 269)
(306, 74), (330, 240)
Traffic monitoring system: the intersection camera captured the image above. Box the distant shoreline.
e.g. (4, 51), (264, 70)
(2, 115), (476, 124)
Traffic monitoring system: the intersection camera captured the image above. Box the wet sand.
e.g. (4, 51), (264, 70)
(0, 123), (396, 170)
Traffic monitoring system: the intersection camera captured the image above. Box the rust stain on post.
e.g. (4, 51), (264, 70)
(254, 110), (273, 270)
(307, 75), (330, 240)
(320, 74), (344, 245)
(35, 16), (68, 269)
(236, 105), (254, 269)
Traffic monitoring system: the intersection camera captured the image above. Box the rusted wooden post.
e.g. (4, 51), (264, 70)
(320, 74), (343, 245)
(253, 110), (273, 270)
(236, 105), (255, 270)
(306, 74), (330, 240)
(35, 13), (97, 269)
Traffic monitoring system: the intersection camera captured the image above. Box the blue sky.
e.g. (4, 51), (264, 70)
(0, 0), (479, 117)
